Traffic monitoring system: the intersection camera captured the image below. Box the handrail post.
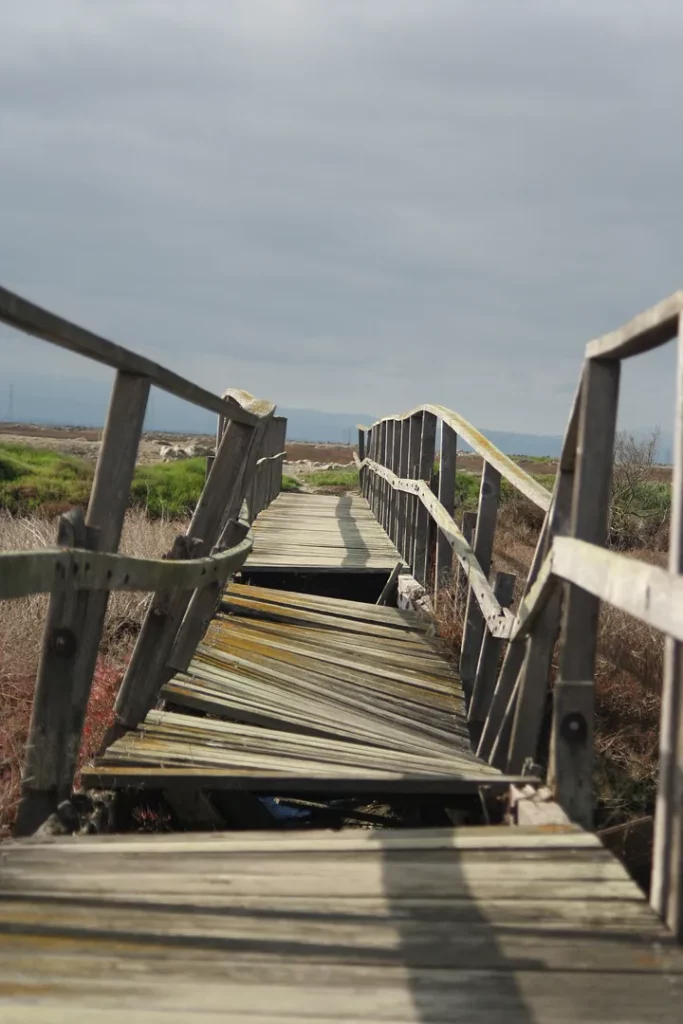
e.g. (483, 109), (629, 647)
(435, 421), (457, 607)
(390, 419), (401, 545)
(383, 420), (393, 535)
(397, 419), (410, 561)
(414, 411), (437, 587)
(460, 461), (500, 696)
(652, 315), (683, 938)
(357, 426), (366, 496)
(549, 358), (620, 827)
(14, 371), (150, 836)
(468, 571), (516, 730)
(404, 415), (421, 562)
(113, 394), (273, 734)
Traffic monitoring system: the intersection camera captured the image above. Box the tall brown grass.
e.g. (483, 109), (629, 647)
(0, 509), (187, 836)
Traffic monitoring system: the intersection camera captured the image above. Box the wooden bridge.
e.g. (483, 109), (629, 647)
(1, 284), (683, 1020)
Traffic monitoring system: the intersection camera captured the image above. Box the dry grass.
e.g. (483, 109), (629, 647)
(435, 506), (665, 830)
(0, 509), (188, 836)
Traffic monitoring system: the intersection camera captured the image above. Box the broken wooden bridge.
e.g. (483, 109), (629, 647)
(1, 284), (683, 1021)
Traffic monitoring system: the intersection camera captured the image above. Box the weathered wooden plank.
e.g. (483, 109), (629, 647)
(435, 420), (457, 607)
(652, 316), (683, 940)
(414, 411), (437, 586)
(376, 561), (402, 606)
(468, 571), (516, 728)
(226, 582), (426, 629)
(389, 417), (401, 544)
(455, 509), (477, 621)
(15, 371), (150, 836)
(481, 386), (581, 768)
(14, 510), (92, 836)
(585, 289), (683, 360)
(0, 536), (253, 601)
(553, 358), (620, 826)
(365, 465), (511, 636)
(370, 404), (552, 511)
(115, 406), (267, 732)
(460, 461), (501, 693)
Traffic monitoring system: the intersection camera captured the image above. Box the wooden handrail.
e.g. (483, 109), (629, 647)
(367, 403), (552, 511)
(362, 458), (513, 637)
(585, 290), (683, 360)
(0, 285), (265, 425)
(0, 537), (253, 601)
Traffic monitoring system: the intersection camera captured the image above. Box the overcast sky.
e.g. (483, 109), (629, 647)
(2, 1), (682, 434)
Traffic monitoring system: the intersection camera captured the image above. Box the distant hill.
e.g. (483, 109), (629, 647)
(0, 373), (671, 460)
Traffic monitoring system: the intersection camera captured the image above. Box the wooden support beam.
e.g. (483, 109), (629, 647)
(404, 414), (422, 567)
(549, 680), (594, 826)
(652, 316), (683, 940)
(551, 358), (620, 827)
(14, 510), (92, 836)
(455, 511), (477, 623)
(396, 419), (410, 561)
(114, 404), (269, 732)
(479, 383), (582, 768)
(376, 561), (402, 607)
(163, 788), (226, 831)
(390, 419), (401, 544)
(414, 411), (437, 587)
(14, 371), (150, 837)
(460, 462), (500, 696)
(468, 571), (516, 728)
(477, 637), (525, 765)
(435, 422), (457, 608)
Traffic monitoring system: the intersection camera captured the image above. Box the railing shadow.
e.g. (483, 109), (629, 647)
(379, 835), (534, 1022)
(336, 493), (373, 570)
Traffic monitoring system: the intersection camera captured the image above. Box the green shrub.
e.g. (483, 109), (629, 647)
(0, 443), (93, 513)
(301, 467), (360, 488)
(281, 475), (300, 492)
(129, 459), (206, 518)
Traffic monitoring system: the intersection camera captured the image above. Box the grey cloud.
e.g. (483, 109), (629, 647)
(2, 1), (683, 431)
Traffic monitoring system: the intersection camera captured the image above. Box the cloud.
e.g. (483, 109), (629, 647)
(1, 0), (682, 433)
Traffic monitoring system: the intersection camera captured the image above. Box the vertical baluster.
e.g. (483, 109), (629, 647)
(397, 419), (410, 561)
(652, 315), (683, 939)
(549, 358), (620, 827)
(414, 412), (437, 587)
(15, 372), (150, 835)
(114, 395), (272, 734)
(459, 462), (500, 697)
(435, 421), (457, 608)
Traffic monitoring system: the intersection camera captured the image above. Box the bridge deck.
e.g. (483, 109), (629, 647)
(83, 582), (515, 795)
(246, 492), (403, 572)
(2, 826), (681, 1021)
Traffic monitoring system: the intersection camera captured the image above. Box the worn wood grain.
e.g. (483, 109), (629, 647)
(370, 404), (552, 512)
(554, 358), (620, 826)
(115, 409), (265, 731)
(460, 461), (501, 693)
(652, 318), (683, 940)
(435, 420), (457, 606)
(468, 571), (516, 728)
(585, 289), (683, 360)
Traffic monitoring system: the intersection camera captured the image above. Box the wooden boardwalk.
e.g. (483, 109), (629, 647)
(82, 582), (515, 796)
(3, 287), (683, 1019)
(2, 826), (682, 1021)
(246, 493), (403, 572)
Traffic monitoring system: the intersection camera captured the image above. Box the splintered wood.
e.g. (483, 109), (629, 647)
(83, 582), (521, 794)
